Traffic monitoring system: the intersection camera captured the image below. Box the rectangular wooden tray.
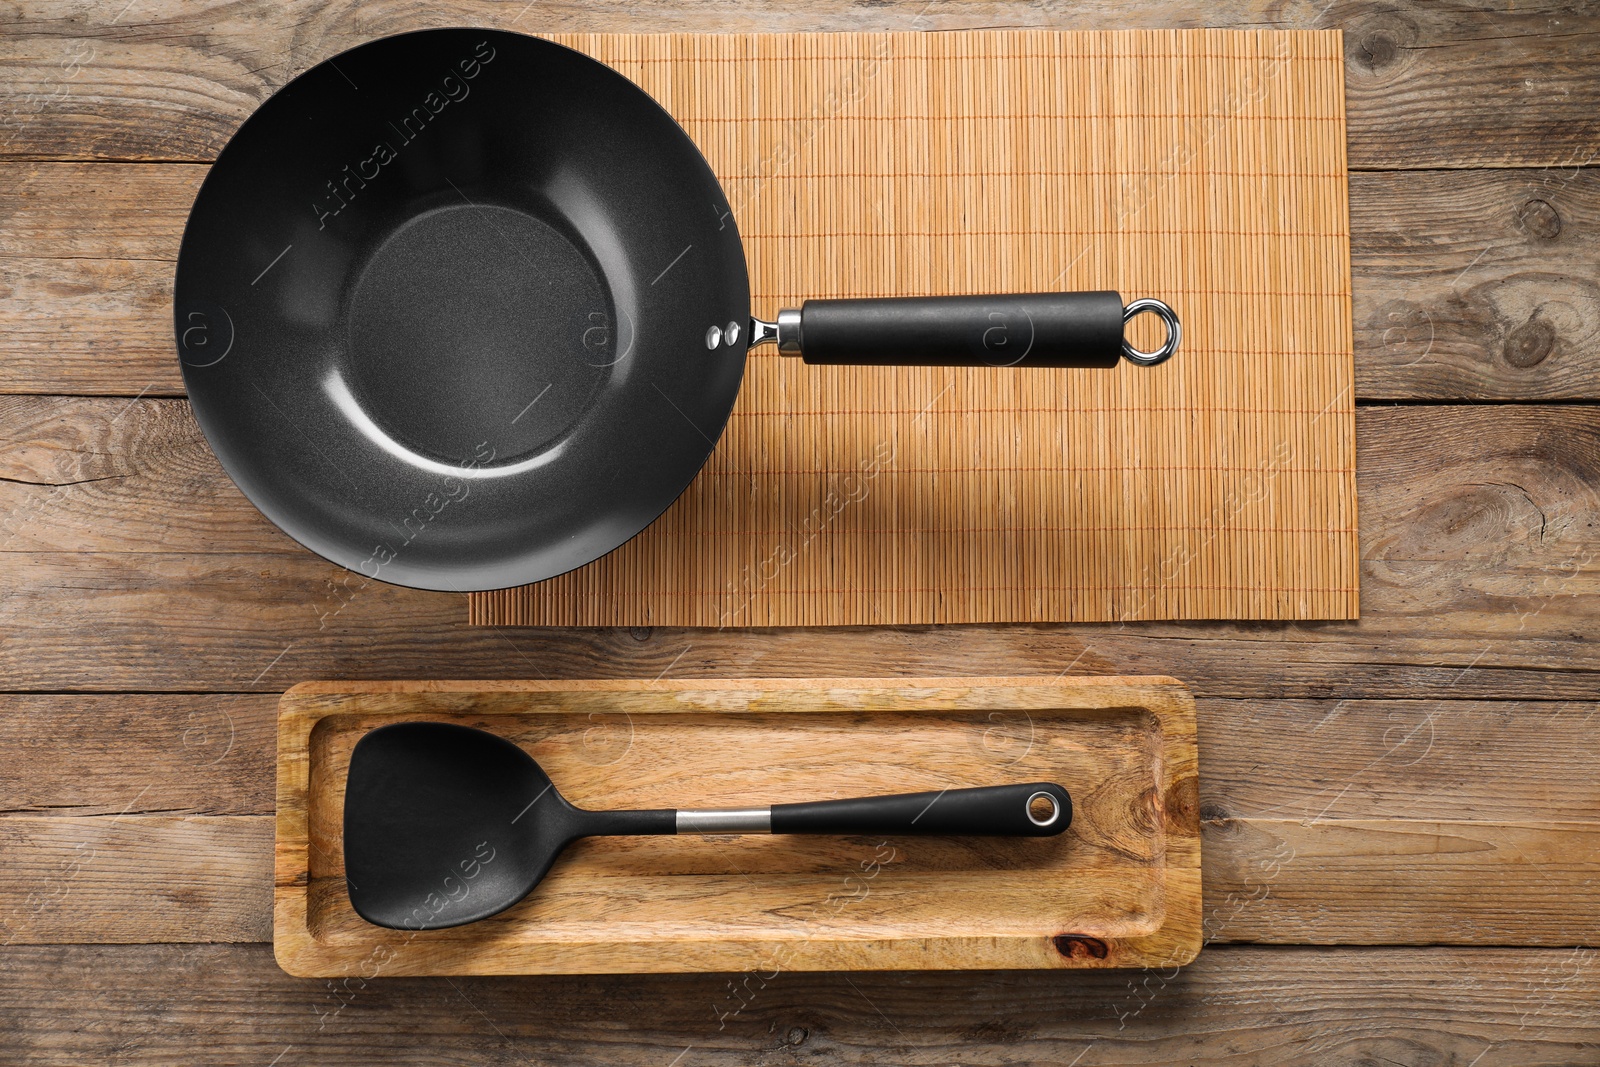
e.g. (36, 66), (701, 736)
(275, 677), (1200, 976)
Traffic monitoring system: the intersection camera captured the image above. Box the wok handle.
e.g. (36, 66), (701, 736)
(767, 292), (1178, 368)
(674, 783), (1071, 836)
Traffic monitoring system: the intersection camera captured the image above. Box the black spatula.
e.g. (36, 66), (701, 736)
(343, 721), (1072, 930)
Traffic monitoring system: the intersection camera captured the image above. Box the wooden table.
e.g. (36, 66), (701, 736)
(1, 2), (1596, 1062)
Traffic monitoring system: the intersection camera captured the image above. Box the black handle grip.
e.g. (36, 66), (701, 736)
(798, 291), (1123, 367)
(770, 783), (1071, 836)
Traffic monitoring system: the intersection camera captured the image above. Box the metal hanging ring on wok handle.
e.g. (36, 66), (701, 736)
(1120, 297), (1182, 366)
(748, 291), (1180, 368)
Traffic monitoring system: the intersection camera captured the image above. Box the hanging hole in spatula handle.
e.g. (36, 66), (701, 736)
(767, 782), (1071, 837)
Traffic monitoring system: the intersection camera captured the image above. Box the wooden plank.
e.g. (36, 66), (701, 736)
(0, 815), (273, 944)
(1353, 169), (1600, 399)
(1, 403), (1596, 697)
(0, 256), (179, 398)
(7, 162), (1600, 400)
(0, 943), (1595, 1062)
(1203, 697), (1600, 948)
(1203, 817), (1600, 946)
(0, 161), (201, 396)
(5, 691), (1594, 947)
(8, 809), (1593, 947)
(1196, 698), (1600, 824)
(1, 542), (1595, 699)
(10, 694), (1593, 823)
(0, 694), (275, 816)
(0, 395), (293, 554)
(2, 3), (1598, 170)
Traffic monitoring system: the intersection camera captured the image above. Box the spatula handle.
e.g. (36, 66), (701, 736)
(673, 783), (1070, 837)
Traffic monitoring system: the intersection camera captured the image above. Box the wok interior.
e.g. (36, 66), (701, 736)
(343, 200), (614, 467)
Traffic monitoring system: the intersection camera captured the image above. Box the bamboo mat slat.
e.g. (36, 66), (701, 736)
(471, 29), (1357, 628)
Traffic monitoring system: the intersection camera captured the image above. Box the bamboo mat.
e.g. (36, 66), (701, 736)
(471, 29), (1357, 628)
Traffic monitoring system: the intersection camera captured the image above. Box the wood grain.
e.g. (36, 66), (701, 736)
(1204, 817), (1600, 946)
(6, 691), (1594, 948)
(1, 403), (1595, 697)
(0, 0), (1594, 1052)
(7, 161), (1600, 400)
(1197, 698), (1600, 824)
(0, 943), (1596, 1063)
(0, 815), (272, 944)
(2, 546), (1594, 699)
(0, 693), (275, 816)
(1352, 169), (1600, 399)
(1, 2), (1597, 170)
(0, 161), (201, 396)
(10, 813), (1593, 948)
(9, 694), (1593, 823)
(0, 395), (301, 554)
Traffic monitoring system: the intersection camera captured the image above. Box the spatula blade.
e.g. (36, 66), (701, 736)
(343, 721), (559, 929)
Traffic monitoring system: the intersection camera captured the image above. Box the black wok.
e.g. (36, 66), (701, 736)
(175, 28), (1179, 592)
